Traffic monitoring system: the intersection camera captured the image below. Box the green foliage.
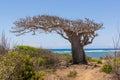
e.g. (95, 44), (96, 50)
(0, 45), (71, 80)
(0, 51), (19, 79)
(102, 64), (112, 73)
(0, 51), (36, 80)
(97, 60), (102, 64)
(14, 45), (61, 68)
(19, 55), (35, 80)
(67, 70), (77, 78)
(34, 71), (46, 80)
(37, 57), (47, 66)
(89, 58), (102, 64)
(14, 45), (39, 56)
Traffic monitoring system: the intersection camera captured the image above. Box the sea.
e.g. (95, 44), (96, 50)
(50, 48), (120, 58)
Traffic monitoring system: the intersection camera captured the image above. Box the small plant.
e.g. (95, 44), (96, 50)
(37, 57), (47, 66)
(34, 71), (46, 80)
(102, 64), (112, 73)
(67, 70), (77, 78)
(97, 60), (102, 64)
(89, 58), (102, 64)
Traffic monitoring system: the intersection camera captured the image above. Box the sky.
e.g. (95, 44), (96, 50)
(0, 0), (120, 49)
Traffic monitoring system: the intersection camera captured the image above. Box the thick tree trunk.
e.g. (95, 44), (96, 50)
(71, 36), (87, 64)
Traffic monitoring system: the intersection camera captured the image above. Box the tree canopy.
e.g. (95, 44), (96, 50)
(12, 15), (102, 46)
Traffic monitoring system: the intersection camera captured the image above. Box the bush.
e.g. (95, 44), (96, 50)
(34, 71), (46, 80)
(18, 55), (35, 80)
(14, 45), (62, 68)
(67, 70), (77, 78)
(102, 64), (112, 73)
(14, 45), (39, 57)
(97, 60), (102, 64)
(14, 45), (61, 68)
(0, 45), (71, 80)
(37, 57), (47, 66)
(105, 55), (120, 79)
(0, 51), (36, 80)
(37, 50), (61, 68)
(89, 58), (102, 64)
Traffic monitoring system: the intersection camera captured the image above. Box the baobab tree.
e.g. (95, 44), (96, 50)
(11, 15), (103, 64)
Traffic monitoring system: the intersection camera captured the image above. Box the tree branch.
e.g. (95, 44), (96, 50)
(55, 30), (69, 40)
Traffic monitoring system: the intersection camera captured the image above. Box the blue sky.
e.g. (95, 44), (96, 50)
(0, 0), (120, 49)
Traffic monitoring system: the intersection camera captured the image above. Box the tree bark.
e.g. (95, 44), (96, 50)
(71, 35), (87, 64)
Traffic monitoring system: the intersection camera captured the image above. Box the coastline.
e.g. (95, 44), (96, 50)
(50, 48), (120, 58)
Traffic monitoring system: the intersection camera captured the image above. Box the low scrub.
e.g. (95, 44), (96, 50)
(0, 32), (10, 55)
(89, 58), (102, 64)
(67, 70), (77, 78)
(102, 64), (112, 74)
(105, 55), (120, 79)
(0, 45), (70, 80)
(14, 45), (39, 57)
(97, 60), (102, 64)
(0, 51), (36, 80)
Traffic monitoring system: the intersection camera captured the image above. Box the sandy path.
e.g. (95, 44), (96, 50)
(80, 69), (94, 80)
(75, 64), (112, 80)
(76, 67), (102, 80)
(46, 64), (112, 80)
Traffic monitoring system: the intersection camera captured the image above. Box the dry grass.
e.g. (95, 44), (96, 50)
(0, 32), (10, 55)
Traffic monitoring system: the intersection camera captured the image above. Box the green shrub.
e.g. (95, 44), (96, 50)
(14, 45), (61, 68)
(14, 45), (39, 57)
(97, 60), (102, 64)
(0, 45), (65, 80)
(35, 71), (46, 80)
(102, 64), (112, 73)
(18, 55), (35, 80)
(89, 58), (102, 64)
(0, 51), (20, 79)
(67, 70), (77, 78)
(0, 51), (36, 80)
(37, 57), (47, 66)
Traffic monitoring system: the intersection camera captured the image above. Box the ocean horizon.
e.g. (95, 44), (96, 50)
(50, 48), (120, 58)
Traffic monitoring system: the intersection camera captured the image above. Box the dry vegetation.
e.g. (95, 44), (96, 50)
(0, 32), (119, 80)
(103, 32), (120, 80)
(0, 32), (10, 55)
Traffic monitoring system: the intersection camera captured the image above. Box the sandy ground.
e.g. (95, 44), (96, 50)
(46, 63), (113, 80)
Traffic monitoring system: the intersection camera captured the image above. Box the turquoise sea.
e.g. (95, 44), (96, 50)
(50, 48), (120, 58)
